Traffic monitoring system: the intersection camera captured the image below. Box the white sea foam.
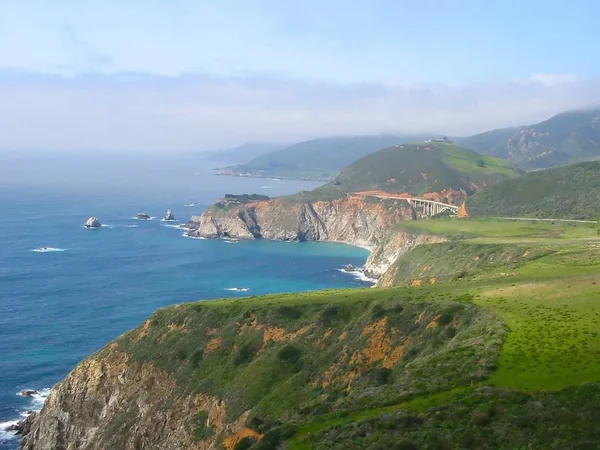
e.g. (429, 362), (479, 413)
(337, 268), (377, 284)
(125, 224), (139, 228)
(183, 233), (206, 240)
(28, 388), (51, 406)
(0, 419), (20, 441)
(1, 388), (51, 441)
(100, 224), (113, 228)
(261, 185), (272, 189)
(224, 287), (250, 292)
(161, 223), (183, 229)
(160, 218), (179, 222)
(31, 247), (66, 253)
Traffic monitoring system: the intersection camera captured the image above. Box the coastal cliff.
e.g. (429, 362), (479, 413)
(21, 291), (503, 450)
(186, 196), (446, 278)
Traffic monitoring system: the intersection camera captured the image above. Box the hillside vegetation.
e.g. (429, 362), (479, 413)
(290, 142), (520, 202)
(24, 214), (600, 449)
(219, 135), (438, 180)
(466, 161), (600, 219)
(461, 108), (600, 169)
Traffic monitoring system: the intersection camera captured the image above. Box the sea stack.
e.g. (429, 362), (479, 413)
(85, 217), (101, 228)
(164, 209), (175, 221)
(136, 213), (151, 220)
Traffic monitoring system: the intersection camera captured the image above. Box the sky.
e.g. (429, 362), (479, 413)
(1, 0), (600, 152)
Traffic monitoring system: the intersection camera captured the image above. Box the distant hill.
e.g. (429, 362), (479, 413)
(198, 143), (284, 164)
(291, 142), (521, 201)
(220, 135), (442, 180)
(460, 108), (600, 169)
(466, 161), (600, 220)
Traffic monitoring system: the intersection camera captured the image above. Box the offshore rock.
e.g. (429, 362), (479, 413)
(84, 217), (101, 228)
(164, 209), (175, 221)
(136, 213), (151, 220)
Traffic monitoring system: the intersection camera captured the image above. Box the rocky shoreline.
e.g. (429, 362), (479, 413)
(184, 195), (446, 284)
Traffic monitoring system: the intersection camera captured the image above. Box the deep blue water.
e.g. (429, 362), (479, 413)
(0, 153), (371, 447)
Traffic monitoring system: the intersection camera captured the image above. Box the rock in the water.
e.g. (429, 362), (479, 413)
(345, 264), (355, 272)
(164, 209), (175, 221)
(20, 390), (38, 397)
(5, 422), (22, 432)
(85, 217), (101, 228)
(136, 213), (151, 220)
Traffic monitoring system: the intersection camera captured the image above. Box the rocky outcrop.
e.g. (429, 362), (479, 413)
(164, 210), (175, 221)
(136, 213), (151, 220)
(84, 217), (101, 228)
(365, 231), (447, 282)
(21, 345), (246, 450)
(185, 195), (448, 278)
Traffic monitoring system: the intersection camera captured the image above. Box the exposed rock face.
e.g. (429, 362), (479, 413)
(84, 217), (101, 228)
(21, 345), (244, 450)
(185, 195), (446, 278)
(365, 231), (447, 282)
(136, 213), (151, 220)
(164, 210), (175, 221)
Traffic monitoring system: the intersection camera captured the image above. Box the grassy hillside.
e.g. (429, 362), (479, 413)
(466, 161), (600, 219)
(290, 142), (520, 201)
(461, 108), (600, 169)
(221, 135), (439, 180)
(99, 217), (600, 449)
(115, 289), (502, 448)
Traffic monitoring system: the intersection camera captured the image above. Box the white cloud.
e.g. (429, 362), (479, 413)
(527, 73), (580, 86)
(0, 72), (599, 152)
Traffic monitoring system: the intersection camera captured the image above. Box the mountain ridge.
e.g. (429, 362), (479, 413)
(460, 108), (600, 169)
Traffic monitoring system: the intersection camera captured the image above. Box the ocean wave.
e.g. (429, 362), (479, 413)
(261, 186), (272, 189)
(100, 224), (113, 228)
(182, 233), (206, 240)
(224, 239), (239, 244)
(161, 223), (183, 229)
(160, 218), (179, 222)
(337, 268), (377, 284)
(125, 224), (139, 228)
(31, 247), (66, 253)
(224, 287), (250, 292)
(130, 217), (157, 221)
(0, 419), (20, 441)
(1, 388), (51, 441)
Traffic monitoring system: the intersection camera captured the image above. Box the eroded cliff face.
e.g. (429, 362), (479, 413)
(22, 294), (503, 450)
(365, 231), (447, 281)
(21, 344), (243, 450)
(186, 196), (445, 277)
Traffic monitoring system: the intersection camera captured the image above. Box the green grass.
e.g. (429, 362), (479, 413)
(82, 215), (600, 449)
(285, 143), (521, 202)
(477, 273), (600, 391)
(396, 217), (599, 241)
(466, 161), (600, 220)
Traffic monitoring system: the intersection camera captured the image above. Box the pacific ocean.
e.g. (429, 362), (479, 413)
(0, 152), (372, 448)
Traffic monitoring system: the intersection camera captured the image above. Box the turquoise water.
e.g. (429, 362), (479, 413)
(0, 153), (371, 447)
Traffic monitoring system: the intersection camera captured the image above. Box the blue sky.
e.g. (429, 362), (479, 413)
(1, 0), (599, 151)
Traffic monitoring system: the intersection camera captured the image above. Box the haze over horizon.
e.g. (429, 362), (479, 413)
(2, 0), (600, 152)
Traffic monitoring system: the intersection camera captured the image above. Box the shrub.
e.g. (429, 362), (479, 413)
(234, 436), (258, 450)
(192, 411), (213, 441)
(234, 343), (257, 366)
(278, 345), (302, 365)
